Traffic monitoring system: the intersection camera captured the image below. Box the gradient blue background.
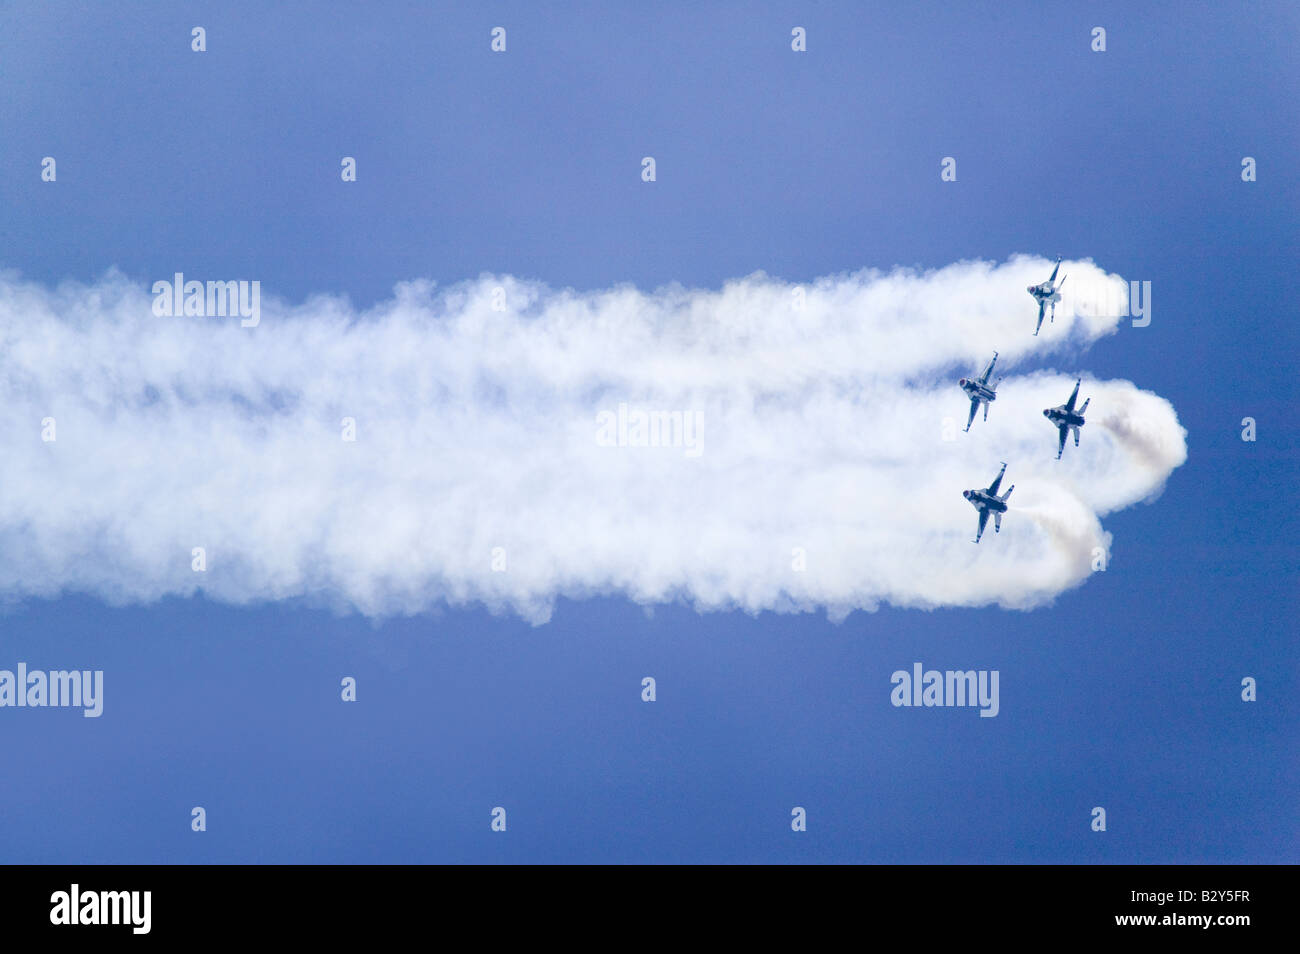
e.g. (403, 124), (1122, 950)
(0, 1), (1295, 862)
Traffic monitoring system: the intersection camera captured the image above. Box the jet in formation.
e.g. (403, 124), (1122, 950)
(1044, 379), (1089, 459)
(963, 462), (1014, 544)
(1028, 256), (1067, 336)
(959, 352), (1000, 431)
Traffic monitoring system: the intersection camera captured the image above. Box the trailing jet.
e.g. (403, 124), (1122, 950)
(963, 462), (1014, 544)
(958, 351), (1000, 431)
(1044, 379), (1089, 459)
(1028, 256), (1067, 335)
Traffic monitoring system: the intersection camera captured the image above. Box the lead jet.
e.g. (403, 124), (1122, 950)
(958, 351), (1000, 431)
(963, 462), (1014, 544)
(1044, 379), (1089, 459)
(1028, 256), (1067, 335)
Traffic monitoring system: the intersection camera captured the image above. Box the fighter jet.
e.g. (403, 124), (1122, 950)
(963, 462), (1014, 544)
(958, 352), (1000, 431)
(1044, 379), (1089, 459)
(1028, 256), (1067, 335)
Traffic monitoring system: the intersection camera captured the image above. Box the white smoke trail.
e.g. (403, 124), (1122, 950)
(0, 257), (1186, 623)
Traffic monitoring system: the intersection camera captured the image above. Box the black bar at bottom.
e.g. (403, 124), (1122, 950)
(0, 864), (1279, 941)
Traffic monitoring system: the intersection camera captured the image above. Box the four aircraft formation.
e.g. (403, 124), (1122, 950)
(959, 257), (1090, 543)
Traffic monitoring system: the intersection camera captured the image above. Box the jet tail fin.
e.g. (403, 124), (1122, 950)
(1000, 484), (1014, 502)
(1079, 397), (1090, 414)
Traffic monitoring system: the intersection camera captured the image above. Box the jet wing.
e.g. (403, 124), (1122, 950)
(1065, 379), (1080, 412)
(1057, 424), (1067, 458)
(975, 508), (990, 543)
(986, 463), (1006, 496)
(980, 352), (998, 383)
(1034, 300), (1046, 335)
(1048, 258), (1061, 282)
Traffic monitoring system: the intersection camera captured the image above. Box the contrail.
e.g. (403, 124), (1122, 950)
(0, 258), (1186, 623)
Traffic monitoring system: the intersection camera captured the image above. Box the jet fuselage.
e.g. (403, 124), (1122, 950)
(1028, 281), (1060, 302)
(1044, 407), (1085, 428)
(959, 378), (997, 403)
(963, 489), (1008, 514)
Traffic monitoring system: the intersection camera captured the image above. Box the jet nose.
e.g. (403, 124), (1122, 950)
(959, 378), (967, 386)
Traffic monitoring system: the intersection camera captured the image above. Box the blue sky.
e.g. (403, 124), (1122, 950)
(0, 1), (1295, 863)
